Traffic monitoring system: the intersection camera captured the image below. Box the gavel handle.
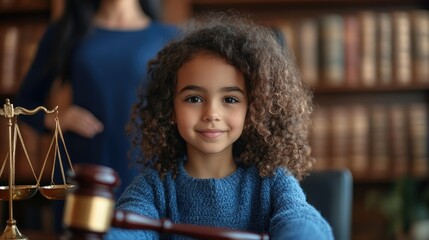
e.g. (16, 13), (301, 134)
(112, 210), (269, 240)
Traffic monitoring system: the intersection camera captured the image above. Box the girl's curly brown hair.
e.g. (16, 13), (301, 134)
(127, 12), (314, 180)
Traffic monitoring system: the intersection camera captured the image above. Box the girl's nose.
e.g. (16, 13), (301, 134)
(203, 103), (221, 122)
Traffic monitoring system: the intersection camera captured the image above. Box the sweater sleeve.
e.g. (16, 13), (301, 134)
(269, 170), (334, 240)
(104, 169), (165, 239)
(14, 24), (59, 133)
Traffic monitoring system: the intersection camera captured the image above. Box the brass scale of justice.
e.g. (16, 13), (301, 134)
(0, 99), (75, 240)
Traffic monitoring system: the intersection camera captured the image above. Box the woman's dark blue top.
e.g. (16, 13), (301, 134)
(15, 21), (178, 196)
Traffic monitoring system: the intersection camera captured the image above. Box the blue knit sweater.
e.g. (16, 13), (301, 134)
(105, 162), (334, 239)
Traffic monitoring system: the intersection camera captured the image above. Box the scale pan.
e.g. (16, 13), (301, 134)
(0, 185), (38, 200)
(39, 184), (76, 200)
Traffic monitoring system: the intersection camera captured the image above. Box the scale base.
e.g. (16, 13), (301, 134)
(0, 219), (28, 240)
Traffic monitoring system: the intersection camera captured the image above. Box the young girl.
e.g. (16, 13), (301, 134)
(106, 12), (333, 239)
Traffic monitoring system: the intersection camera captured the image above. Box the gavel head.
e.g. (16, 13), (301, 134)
(62, 164), (120, 240)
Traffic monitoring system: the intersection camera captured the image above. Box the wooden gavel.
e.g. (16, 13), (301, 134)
(61, 164), (270, 240)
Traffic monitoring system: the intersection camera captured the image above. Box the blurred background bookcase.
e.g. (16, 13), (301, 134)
(163, 0), (429, 239)
(1, 0), (429, 239)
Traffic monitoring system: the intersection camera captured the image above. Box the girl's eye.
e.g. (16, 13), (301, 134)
(185, 96), (203, 103)
(224, 97), (239, 104)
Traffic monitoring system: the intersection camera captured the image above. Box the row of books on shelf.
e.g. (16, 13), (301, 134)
(277, 9), (429, 88)
(310, 102), (428, 179)
(0, 20), (46, 95)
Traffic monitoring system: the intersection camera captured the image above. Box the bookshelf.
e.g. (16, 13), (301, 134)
(162, 0), (429, 239)
(169, 0), (429, 179)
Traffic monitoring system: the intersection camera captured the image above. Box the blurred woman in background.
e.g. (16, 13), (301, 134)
(16, 0), (178, 197)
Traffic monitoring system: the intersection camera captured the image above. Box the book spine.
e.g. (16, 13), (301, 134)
(310, 107), (330, 170)
(297, 18), (319, 87)
(408, 103), (429, 177)
(392, 11), (412, 85)
(344, 14), (360, 87)
(377, 12), (393, 85)
(330, 105), (349, 169)
(389, 104), (409, 177)
(349, 104), (369, 176)
(410, 10), (429, 84)
(369, 104), (390, 176)
(320, 14), (345, 87)
(278, 20), (297, 59)
(1, 26), (19, 94)
(359, 11), (377, 87)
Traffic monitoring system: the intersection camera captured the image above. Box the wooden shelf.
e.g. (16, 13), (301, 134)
(192, 0), (427, 11)
(314, 84), (429, 94)
(193, 0), (424, 4)
(353, 173), (429, 183)
(0, 0), (49, 14)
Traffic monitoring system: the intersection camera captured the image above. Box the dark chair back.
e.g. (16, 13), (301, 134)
(300, 169), (353, 240)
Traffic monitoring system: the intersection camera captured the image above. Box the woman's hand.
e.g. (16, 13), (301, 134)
(45, 105), (104, 138)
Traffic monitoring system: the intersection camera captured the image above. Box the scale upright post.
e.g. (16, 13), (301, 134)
(0, 99), (57, 240)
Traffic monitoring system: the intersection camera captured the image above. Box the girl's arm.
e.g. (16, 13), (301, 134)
(269, 170), (334, 240)
(104, 170), (164, 239)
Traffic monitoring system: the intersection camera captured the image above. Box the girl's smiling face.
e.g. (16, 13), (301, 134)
(173, 53), (248, 158)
